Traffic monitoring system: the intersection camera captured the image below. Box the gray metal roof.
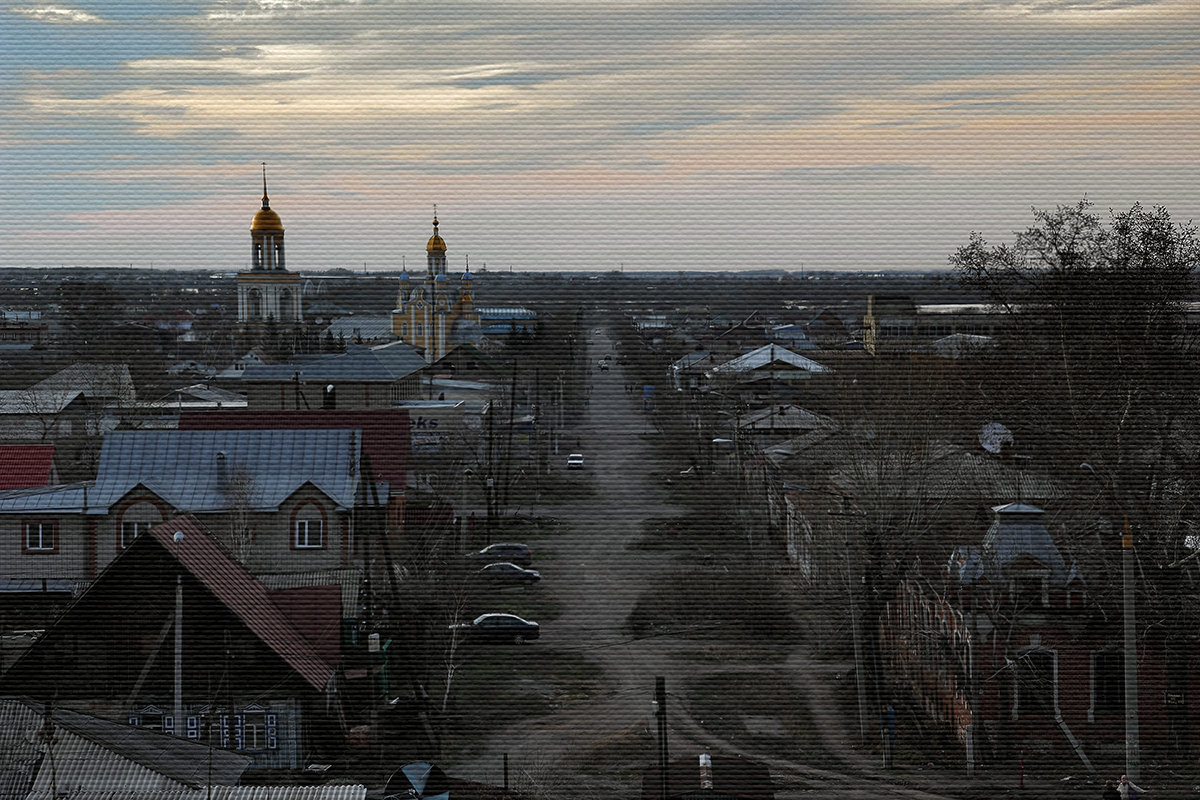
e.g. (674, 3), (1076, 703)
(322, 315), (397, 342)
(478, 307), (537, 319)
(0, 430), (363, 514)
(708, 343), (830, 375)
(0, 388), (82, 415)
(242, 341), (425, 383)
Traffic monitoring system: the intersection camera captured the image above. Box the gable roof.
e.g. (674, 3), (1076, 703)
(92, 429), (362, 512)
(145, 516), (334, 691)
(707, 344), (830, 376)
(0, 445), (55, 490)
(32, 362), (135, 402)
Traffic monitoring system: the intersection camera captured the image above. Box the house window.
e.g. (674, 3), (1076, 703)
(121, 520), (147, 549)
(23, 520), (58, 554)
(1014, 649), (1055, 717)
(1092, 651), (1124, 717)
(119, 501), (163, 550)
(295, 517), (324, 549)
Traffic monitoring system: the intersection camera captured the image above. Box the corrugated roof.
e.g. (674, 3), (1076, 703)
(78, 429), (361, 512)
(177, 410), (406, 493)
(0, 445), (54, 490)
(0, 698), (251, 794)
(24, 786), (367, 800)
(32, 363), (135, 402)
(147, 516), (335, 692)
(0, 482), (91, 513)
(477, 307), (537, 319)
(323, 315), (396, 341)
(257, 568), (363, 618)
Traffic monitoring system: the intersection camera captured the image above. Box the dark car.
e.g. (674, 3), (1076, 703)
(469, 542), (533, 566)
(477, 561), (541, 585)
(449, 613), (540, 644)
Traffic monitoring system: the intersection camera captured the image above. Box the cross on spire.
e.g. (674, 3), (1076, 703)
(261, 162), (270, 209)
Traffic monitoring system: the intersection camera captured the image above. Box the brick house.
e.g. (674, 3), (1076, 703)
(880, 502), (1200, 767)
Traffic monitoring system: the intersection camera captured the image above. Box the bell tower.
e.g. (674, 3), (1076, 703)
(237, 165), (303, 325)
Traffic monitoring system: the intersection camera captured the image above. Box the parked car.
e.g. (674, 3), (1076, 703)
(449, 612), (540, 644)
(477, 561), (541, 585)
(598, 361), (609, 371)
(603, 354), (613, 361)
(468, 542), (533, 566)
(567, 453), (584, 470)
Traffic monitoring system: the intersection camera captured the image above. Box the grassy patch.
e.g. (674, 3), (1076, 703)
(437, 648), (604, 760)
(626, 566), (800, 643)
(684, 670), (827, 763)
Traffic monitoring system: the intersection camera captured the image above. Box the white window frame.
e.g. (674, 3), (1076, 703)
(295, 517), (324, 549)
(121, 519), (147, 549)
(24, 521), (56, 552)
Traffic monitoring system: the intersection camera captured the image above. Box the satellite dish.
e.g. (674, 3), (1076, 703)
(384, 761), (451, 800)
(978, 422), (1014, 455)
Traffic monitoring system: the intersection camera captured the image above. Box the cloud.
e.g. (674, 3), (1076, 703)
(10, 4), (106, 23)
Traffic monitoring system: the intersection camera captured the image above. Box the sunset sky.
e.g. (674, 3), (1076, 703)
(3, 0), (1198, 272)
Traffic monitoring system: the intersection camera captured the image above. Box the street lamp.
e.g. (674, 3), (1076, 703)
(1081, 463), (1139, 783)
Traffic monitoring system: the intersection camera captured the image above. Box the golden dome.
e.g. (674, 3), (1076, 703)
(426, 233), (446, 251)
(251, 207), (283, 231)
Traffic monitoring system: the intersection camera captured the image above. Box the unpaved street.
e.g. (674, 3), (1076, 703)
(451, 327), (974, 799)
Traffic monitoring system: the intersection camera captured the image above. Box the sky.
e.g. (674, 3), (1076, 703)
(2, 0), (1199, 273)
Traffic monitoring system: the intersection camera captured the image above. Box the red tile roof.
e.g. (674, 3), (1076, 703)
(178, 410), (407, 490)
(0, 445), (55, 490)
(148, 516), (334, 691)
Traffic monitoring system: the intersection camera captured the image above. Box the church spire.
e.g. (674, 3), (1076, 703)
(261, 162), (270, 210)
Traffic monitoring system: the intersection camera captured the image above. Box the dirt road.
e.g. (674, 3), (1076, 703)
(450, 327), (975, 799)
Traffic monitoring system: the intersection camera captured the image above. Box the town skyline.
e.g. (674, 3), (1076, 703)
(4, 0), (1199, 272)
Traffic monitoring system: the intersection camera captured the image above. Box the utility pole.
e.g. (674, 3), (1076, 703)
(174, 574), (183, 736)
(1082, 463), (1139, 782)
(655, 677), (669, 800)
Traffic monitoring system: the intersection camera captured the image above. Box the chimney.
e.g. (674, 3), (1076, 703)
(699, 752), (713, 791)
(216, 451), (228, 490)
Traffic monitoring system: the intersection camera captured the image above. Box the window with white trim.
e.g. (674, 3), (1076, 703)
(295, 517), (324, 549)
(23, 520), (57, 553)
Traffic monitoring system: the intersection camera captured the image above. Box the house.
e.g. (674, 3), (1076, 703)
(880, 502), (1200, 767)
(239, 340), (427, 411)
(0, 427), (382, 590)
(0, 515), (340, 771)
(704, 344), (830, 397)
(178, 409), (408, 525)
(0, 695), (252, 798)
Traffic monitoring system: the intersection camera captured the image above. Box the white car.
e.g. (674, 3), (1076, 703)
(566, 453), (585, 470)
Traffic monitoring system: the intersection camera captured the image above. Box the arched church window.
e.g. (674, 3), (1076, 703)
(279, 289), (293, 322)
(275, 243), (285, 270)
(401, 323), (409, 337)
(253, 244), (262, 269)
(249, 290), (264, 320)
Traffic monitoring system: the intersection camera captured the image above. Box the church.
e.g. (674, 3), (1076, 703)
(236, 167), (304, 325)
(391, 208), (482, 364)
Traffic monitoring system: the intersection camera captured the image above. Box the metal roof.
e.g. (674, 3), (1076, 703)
(258, 568), (363, 619)
(0, 445), (55, 490)
(322, 315), (397, 341)
(0, 389), (82, 415)
(97, 429), (359, 512)
(24, 786), (367, 800)
(707, 344), (830, 375)
(0, 429), (363, 515)
(0, 698), (251, 795)
(146, 516), (335, 691)
(477, 307), (537, 319)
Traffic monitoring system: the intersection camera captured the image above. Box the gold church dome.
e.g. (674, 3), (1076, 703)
(251, 207), (283, 231)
